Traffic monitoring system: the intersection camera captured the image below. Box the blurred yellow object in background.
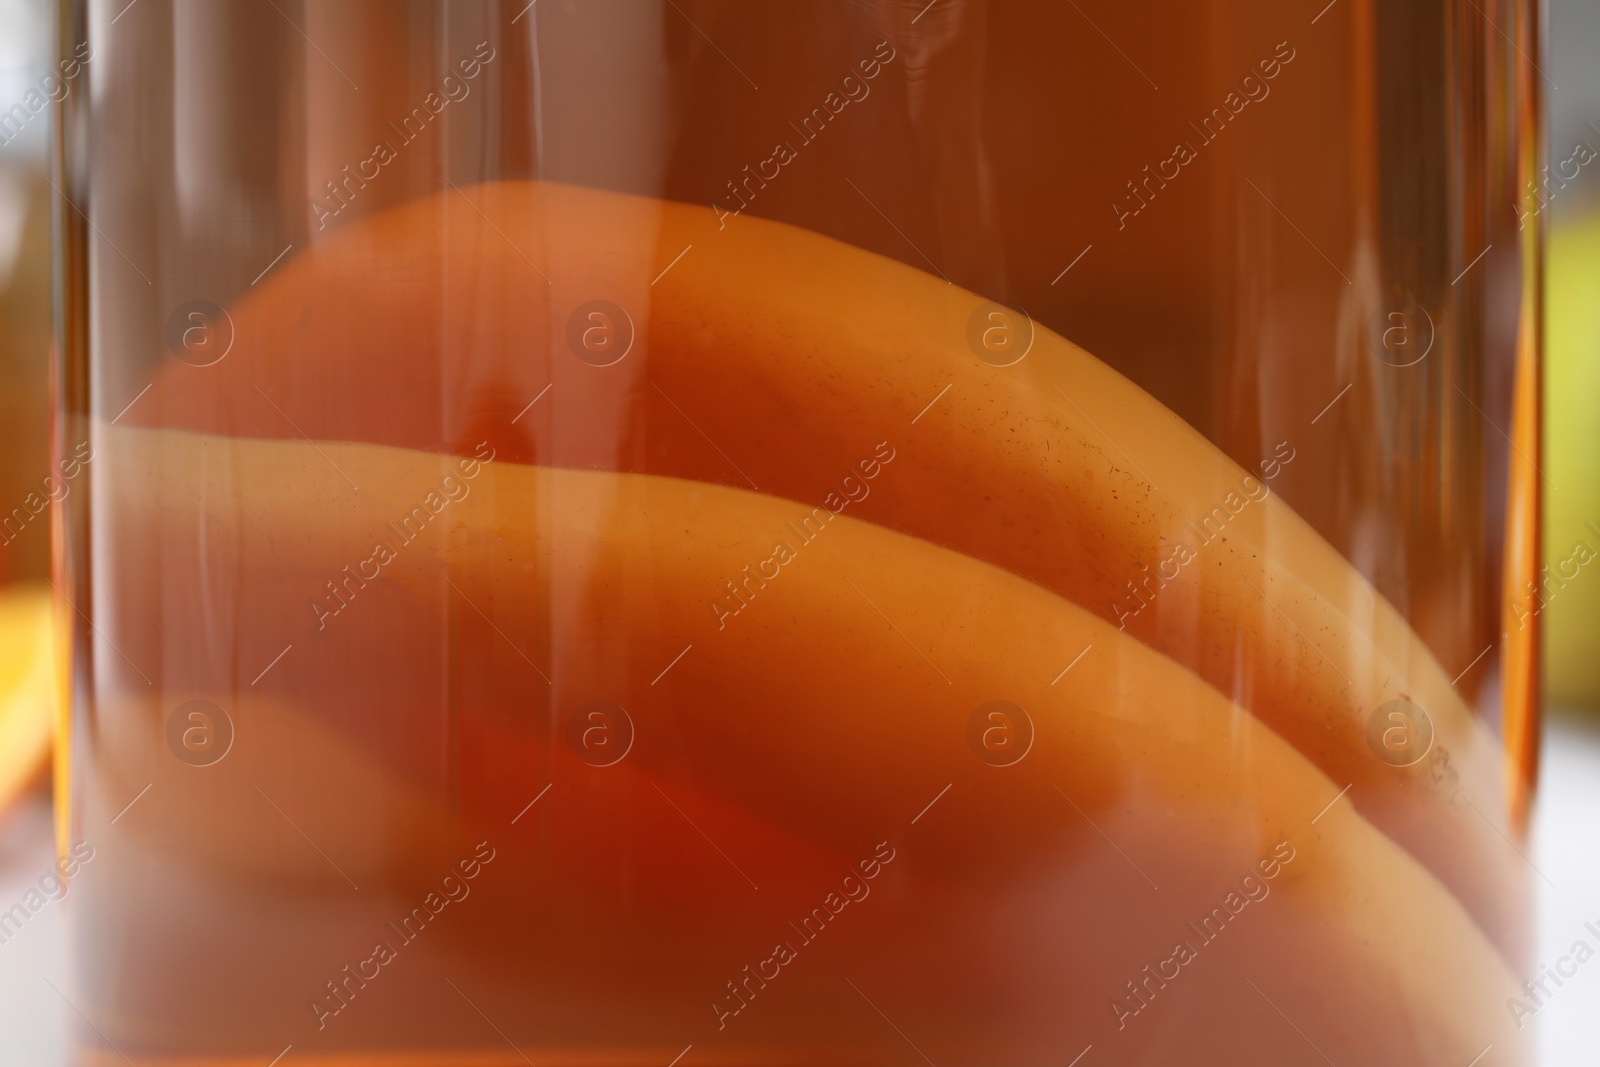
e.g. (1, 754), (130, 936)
(1544, 209), (1600, 710)
(0, 583), (54, 817)
(0, 161), (60, 820)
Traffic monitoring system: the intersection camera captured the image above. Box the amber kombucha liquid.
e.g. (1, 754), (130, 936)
(57, 2), (1539, 1064)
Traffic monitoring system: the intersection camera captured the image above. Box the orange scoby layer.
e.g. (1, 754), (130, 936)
(71, 424), (1525, 1065)
(130, 181), (1522, 965)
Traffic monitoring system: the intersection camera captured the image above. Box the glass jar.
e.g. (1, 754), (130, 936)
(54, 1), (1542, 1064)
